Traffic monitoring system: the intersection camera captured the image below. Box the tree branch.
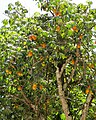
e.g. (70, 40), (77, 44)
(59, 55), (72, 77)
(80, 94), (93, 120)
(21, 90), (38, 111)
(56, 56), (73, 120)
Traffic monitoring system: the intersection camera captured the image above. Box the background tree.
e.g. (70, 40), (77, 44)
(0, 0), (96, 120)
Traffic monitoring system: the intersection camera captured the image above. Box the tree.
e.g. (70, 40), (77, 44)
(0, 0), (96, 120)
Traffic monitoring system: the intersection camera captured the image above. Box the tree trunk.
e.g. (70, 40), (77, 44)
(56, 67), (72, 120)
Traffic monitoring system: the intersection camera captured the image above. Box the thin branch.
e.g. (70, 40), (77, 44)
(21, 90), (38, 111)
(7, 94), (30, 107)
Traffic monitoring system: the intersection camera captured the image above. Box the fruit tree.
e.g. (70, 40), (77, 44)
(0, 0), (96, 120)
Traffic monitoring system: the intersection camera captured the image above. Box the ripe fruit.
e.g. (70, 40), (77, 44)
(85, 86), (90, 94)
(85, 89), (90, 94)
(56, 26), (60, 32)
(52, 9), (61, 16)
(6, 69), (9, 73)
(6, 69), (12, 74)
(40, 43), (46, 48)
(39, 85), (43, 90)
(77, 43), (81, 48)
(32, 84), (37, 90)
(71, 59), (75, 65)
(17, 71), (23, 76)
(18, 86), (22, 91)
(29, 35), (37, 41)
(88, 64), (94, 69)
(28, 51), (33, 57)
(72, 26), (78, 32)
(79, 34), (83, 39)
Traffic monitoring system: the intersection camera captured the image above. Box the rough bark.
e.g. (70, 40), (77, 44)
(80, 93), (93, 120)
(56, 56), (72, 120)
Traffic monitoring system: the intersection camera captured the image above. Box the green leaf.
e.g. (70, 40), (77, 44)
(2, 19), (8, 26)
(60, 113), (66, 120)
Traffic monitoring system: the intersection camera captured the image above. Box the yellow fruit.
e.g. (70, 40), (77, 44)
(8, 71), (12, 74)
(18, 86), (22, 91)
(6, 69), (9, 73)
(32, 84), (37, 90)
(42, 62), (46, 67)
(6, 69), (12, 74)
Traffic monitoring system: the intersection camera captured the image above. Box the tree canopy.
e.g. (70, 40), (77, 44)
(0, 0), (96, 120)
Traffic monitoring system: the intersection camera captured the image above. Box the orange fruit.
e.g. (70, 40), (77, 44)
(28, 51), (33, 57)
(40, 43), (46, 48)
(52, 9), (61, 16)
(77, 43), (81, 48)
(89, 64), (94, 69)
(79, 34), (83, 39)
(18, 86), (22, 91)
(72, 26), (77, 30)
(56, 26), (60, 32)
(55, 11), (61, 16)
(32, 84), (37, 90)
(17, 71), (23, 76)
(72, 26), (78, 32)
(85, 89), (90, 94)
(39, 85), (43, 90)
(29, 35), (37, 41)
(88, 86), (90, 89)
(71, 59), (75, 65)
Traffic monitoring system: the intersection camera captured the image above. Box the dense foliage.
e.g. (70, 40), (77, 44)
(0, 0), (96, 120)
